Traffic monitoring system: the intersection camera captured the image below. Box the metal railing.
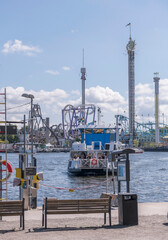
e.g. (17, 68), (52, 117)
(79, 158), (107, 169)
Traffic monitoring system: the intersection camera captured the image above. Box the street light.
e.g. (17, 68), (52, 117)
(22, 93), (35, 209)
(22, 93), (34, 163)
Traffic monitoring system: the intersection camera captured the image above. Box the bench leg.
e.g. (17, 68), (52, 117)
(104, 213), (106, 225)
(20, 216), (22, 228)
(109, 211), (111, 226)
(23, 210), (25, 230)
(45, 212), (47, 229)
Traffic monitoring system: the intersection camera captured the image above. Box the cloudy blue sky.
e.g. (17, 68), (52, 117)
(0, 0), (168, 125)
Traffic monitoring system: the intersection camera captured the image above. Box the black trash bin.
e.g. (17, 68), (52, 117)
(118, 193), (138, 225)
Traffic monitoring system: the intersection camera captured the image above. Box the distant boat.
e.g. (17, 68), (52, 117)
(68, 124), (125, 176)
(13, 142), (37, 153)
(68, 142), (118, 176)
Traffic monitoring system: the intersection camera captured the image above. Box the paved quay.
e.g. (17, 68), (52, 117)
(0, 202), (168, 240)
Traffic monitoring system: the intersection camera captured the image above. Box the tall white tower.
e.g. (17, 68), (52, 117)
(153, 72), (160, 145)
(126, 23), (136, 140)
(81, 49), (86, 117)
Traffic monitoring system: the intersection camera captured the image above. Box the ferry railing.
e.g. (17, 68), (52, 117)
(79, 158), (107, 169)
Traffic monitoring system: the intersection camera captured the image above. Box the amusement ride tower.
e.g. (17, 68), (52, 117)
(153, 72), (160, 145)
(81, 49), (86, 119)
(126, 23), (136, 140)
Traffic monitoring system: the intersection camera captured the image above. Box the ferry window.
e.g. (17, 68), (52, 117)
(105, 129), (112, 133)
(71, 152), (77, 158)
(80, 152), (86, 159)
(80, 129), (92, 134)
(85, 129), (92, 134)
(93, 129), (104, 134)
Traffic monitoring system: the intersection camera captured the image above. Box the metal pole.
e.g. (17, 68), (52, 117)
(0, 156), (2, 221)
(5, 88), (7, 200)
(106, 157), (108, 193)
(117, 157), (121, 193)
(126, 153), (130, 192)
(118, 180), (121, 193)
(20, 115), (26, 201)
(111, 155), (115, 194)
(24, 115), (26, 154)
(31, 98), (33, 165)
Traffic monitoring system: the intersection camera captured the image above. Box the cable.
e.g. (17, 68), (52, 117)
(33, 177), (114, 191)
(0, 102), (30, 112)
(7, 102), (30, 111)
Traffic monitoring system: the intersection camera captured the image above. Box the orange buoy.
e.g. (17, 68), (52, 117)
(0, 160), (13, 181)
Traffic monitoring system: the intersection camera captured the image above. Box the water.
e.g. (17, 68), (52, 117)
(1, 152), (168, 205)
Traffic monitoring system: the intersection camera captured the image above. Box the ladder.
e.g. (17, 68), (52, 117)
(0, 88), (8, 201)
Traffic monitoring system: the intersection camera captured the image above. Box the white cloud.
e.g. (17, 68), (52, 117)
(71, 90), (80, 96)
(3, 85), (127, 126)
(134, 80), (168, 123)
(86, 86), (126, 105)
(3, 80), (168, 127)
(62, 66), (71, 71)
(45, 70), (60, 75)
(2, 40), (42, 56)
(135, 83), (153, 95)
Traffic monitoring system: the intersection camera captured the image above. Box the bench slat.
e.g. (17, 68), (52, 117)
(46, 209), (109, 214)
(47, 203), (108, 207)
(0, 202), (22, 206)
(0, 205), (22, 208)
(0, 207), (22, 210)
(46, 199), (108, 203)
(0, 212), (23, 216)
(0, 208), (22, 212)
(47, 207), (108, 211)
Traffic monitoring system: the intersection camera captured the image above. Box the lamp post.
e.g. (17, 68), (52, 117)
(22, 93), (34, 164)
(22, 93), (35, 209)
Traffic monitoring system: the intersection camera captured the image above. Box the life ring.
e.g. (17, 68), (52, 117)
(91, 158), (97, 166)
(0, 160), (13, 181)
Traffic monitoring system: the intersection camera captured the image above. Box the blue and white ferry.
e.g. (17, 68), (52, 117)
(68, 125), (125, 175)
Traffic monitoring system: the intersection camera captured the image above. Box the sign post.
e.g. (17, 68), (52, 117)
(26, 167), (36, 176)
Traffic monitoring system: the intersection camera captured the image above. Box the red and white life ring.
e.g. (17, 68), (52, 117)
(0, 160), (13, 181)
(91, 158), (97, 166)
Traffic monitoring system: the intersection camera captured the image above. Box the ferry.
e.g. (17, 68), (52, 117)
(68, 125), (125, 175)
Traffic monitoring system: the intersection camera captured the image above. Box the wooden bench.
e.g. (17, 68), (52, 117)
(42, 197), (111, 228)
(0, 199), (25, 230)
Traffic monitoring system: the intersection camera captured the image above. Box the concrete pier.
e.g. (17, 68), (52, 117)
(0, 202), (168, 240)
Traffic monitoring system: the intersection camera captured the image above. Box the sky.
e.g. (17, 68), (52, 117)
(0, 0), (168, 127)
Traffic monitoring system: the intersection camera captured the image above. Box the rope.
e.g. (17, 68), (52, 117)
(33, 177), (114, 191)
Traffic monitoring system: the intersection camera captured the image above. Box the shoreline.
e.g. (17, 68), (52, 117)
(1, 202), (168, 240)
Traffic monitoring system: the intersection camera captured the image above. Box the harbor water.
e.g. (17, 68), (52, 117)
(1, 151), (168, 206)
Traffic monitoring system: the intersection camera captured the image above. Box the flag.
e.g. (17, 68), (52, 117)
(126, 23), (131, 27)
(78, 118), (85, 124)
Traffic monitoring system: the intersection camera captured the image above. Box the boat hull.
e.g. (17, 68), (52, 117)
(68, 167), (113, 176)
